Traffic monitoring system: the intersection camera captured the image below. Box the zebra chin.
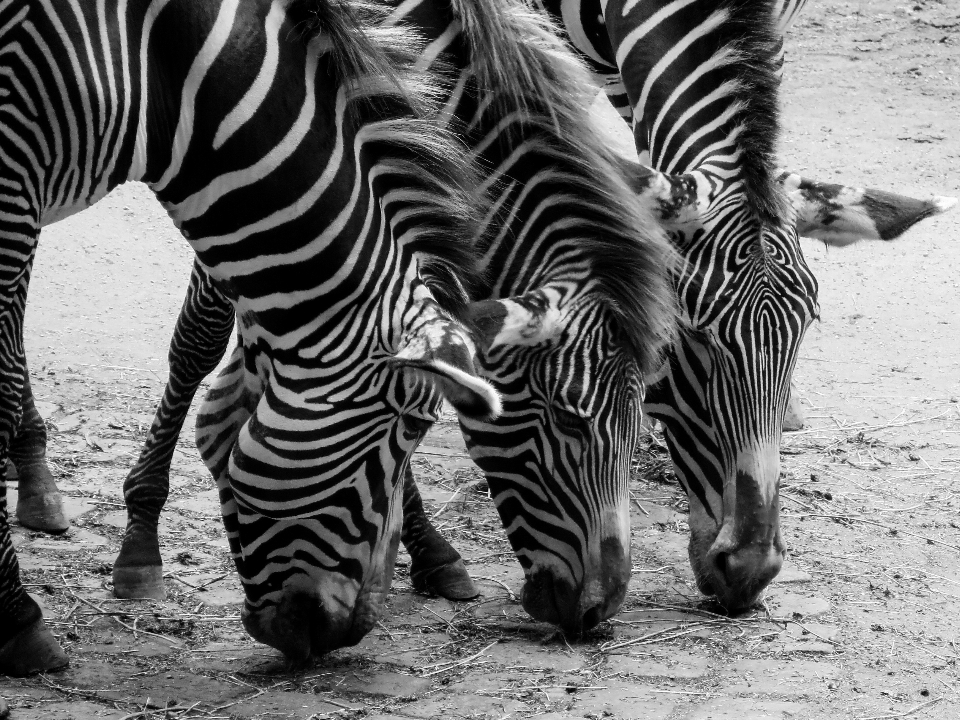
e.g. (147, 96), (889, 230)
(691, 537), (785, 613)
(686, 483), (786, 612)
(519, 536), (630, 635)
(240, 533), (402, 662)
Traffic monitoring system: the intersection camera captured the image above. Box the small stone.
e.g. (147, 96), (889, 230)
(782, 642), (836, 655)
(52, 414), (82, 432)
(29, 528), (108, 551)
(573, 682), (676, 720)
(687, 698), (808, 719)
(62, 496), (96, 521)
(605, 651), (710, 679)
(169, 488), (221, 516)
(788, 622), (838, 642)
(775, 563), (813, 584)
(99, 510), (128, 529)
(768, 592), (830, 618)
(317, 670), (432, 698)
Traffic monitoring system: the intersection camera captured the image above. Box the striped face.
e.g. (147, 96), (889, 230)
(646, 208), (819, 611)
(199, 279), (501, 661)
(460, 288), (643, 634)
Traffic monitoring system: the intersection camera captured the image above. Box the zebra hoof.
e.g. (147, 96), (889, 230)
(782, 401), (804, 432)
(16, 489), (70, 534)
(0, 619), (68, 677)
(112, 565), (166, 600)
(411, 558), (479, 600)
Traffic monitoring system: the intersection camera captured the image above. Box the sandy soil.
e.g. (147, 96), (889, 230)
(1, 1), (959, 718)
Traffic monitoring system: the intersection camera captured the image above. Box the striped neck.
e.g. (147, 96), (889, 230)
(604, 0), (785, 223)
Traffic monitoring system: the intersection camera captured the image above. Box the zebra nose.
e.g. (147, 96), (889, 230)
(707, 542), (784, 612)
(521, 570), (608, 634)
(240, 581), (380, 662)
(520, 538), (629, 634)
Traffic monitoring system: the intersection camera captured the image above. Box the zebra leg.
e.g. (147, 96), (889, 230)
(10, 369), (68, 533)
(113, 264), (235, 599)
(400, 466), (478, 600)
(0, 266), (68, 675)
(195, 346), (257, 575)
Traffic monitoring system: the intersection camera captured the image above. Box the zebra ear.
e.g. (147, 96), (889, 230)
(390, 310), (502, 421)
(467, 288), (565, 350)
(779, 171), (957, 246)
(616, 157), (703, 233)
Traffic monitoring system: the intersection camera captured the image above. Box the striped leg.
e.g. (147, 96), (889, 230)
(0, 235), (68, 675)
(113, 263), (235, 599)
(13, 259), (473, 601)
(10, 369), (68, 533)
(400, 466), (477, 600)
(194, 345), (254, 571)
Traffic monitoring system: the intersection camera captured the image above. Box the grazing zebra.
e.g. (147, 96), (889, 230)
(396, 0), (677, 633)
(2, 0), (677, 671)
(12, 0), (953, 636)
(0, 0), (512, 675)
(112, 0), (674, 646)
(526, 0), (956, 611)
(146, 0), (678, 638)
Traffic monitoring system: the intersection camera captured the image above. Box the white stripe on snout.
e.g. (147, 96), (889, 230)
(734, 440), (780, 507)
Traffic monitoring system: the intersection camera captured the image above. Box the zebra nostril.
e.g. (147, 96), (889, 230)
(713, 551), (730, 584)
(581, 604), (603, 633)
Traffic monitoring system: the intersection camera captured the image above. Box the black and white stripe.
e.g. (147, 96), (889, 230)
(529, 0), (821, 610)
(0, 0), (501, 671)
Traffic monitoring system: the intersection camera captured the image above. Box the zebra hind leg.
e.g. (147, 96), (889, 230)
(401, 466), (478, 600)
(9, 369), (68, 533)
(113, 263), (235, 599)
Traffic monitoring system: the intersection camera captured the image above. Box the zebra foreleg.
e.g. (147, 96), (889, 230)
(0, 269), (68, 675)
(195, 346), (255, 571)
(9, 369), (68, 533)
(114, 264), (235, 599)
(400, 465), (478, 600)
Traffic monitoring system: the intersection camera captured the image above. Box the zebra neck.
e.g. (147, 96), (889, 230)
(605, 0), (784, 223)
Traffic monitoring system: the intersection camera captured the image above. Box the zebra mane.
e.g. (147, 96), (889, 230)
(701, 0), (788, 225)
(287, 0), (485, 313)
(448, 0), (678, 371)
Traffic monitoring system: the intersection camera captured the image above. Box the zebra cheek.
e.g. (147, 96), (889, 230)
(349, 479), (406, 642)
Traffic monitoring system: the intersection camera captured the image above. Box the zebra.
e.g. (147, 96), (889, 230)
(525, 0), (956, 611)
(0, 0), (512, 676)
(1, 0), (678, 672)
(146, 0), (677, 654)
(11, 0), (953, 635)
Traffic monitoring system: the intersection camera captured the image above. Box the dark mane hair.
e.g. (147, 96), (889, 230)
(718, 0), (789, 224)
(448, 0), (678, 371)
(286, 0), (485, 313)
(631, 0), (787, 224)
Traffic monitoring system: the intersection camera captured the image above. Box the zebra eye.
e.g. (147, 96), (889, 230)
(401, 414), (434, 435)
(552, 406), (590, 437)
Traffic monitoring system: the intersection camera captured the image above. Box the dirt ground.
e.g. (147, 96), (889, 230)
(1, 1), (959, 718)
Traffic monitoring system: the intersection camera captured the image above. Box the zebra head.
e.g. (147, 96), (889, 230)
(625, 159), (817, 611)
(229, 280), (501, 662)
(630, 162), (954, 611)
(459, 282), (663, 635)
(646, 201), (819, 613)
